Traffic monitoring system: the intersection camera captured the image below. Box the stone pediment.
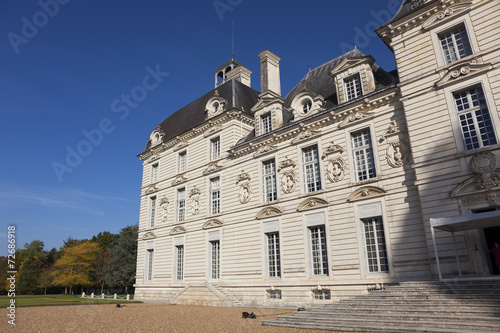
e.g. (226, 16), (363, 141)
(330, 56), (374, 76)
(297, 198), (329, 212)
(203, 162), (223, 176)
(422, 2), (472, 30)
(322, 141), (343, 158)
(256, 206), (283, 220)
(435, 60), (492, 88)
(149, 125), (165, 147)
(144, 184), (158, 194)
(189, 186), (201, 197)
(173, 140), (189, 152)
(204, 125), (223, 137)
(172, 174), (188, 186)
(142, 232), (156, 240)
(203, 219), (223, 229)
(170, 226), (186, 235)
(278, 157), (296, 170)
(250, 91), (284, 112)
(253, 145), (278, 158)
(347, 186), (387, 202)
(380, 120), (405, 142)
(337, 111), (375, 128)
(236, 170), (251, 183)
(291, 129), (321, 145)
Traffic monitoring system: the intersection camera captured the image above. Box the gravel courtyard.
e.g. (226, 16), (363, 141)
(0, 303), (331, 333)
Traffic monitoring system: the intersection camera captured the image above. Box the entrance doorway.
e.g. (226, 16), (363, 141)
(483, 227), (500, 275)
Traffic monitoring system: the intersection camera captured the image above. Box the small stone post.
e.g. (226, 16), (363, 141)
(114, 293), (118, 300)
(101, 293), (105, 299)
(82, 292), (85, 298)
(91, 292), (95, 298)
(126, 294), (130, 300)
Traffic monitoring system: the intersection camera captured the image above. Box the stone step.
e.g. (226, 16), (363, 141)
(307, 306), (500, 316)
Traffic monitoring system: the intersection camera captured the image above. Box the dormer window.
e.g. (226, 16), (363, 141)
(344, 73), (363, 101)
(261, 112), (273, 134)
(302, 100), (312, 114)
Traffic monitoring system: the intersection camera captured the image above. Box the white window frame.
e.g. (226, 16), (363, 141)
(343, 72), (363, 101)
(443, 76), (500, 153)
(175, 244), (184, 281)
(266, 231), (281, 278)
(361, 216), (389, 274)
(301, 144), (322, 193)
(151, 163), (158, 183)
(262, 158), (277, 202)
(210, 240), (220, 280)
(145, 241), (154, 282)
(350, 127), (377, 182)
(210, 136), (221, 161)
(178, 150), (187, 173)
(438, 23), (473, 65)
(430, 16), (479, 68)
(260, 112), (272, 134)
(177, 188), (186, 222)
(309, 224), (329, 276)
(149, 196), (156, 228)
(209, 177), (220, 215)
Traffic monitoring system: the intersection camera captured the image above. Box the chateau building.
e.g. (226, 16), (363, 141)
(134, 0), (500, 307)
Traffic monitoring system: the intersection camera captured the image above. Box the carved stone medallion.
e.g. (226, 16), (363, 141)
(280, 170), (297, 194)
(471, 151), (496, 175)
(239, 183), (252, 204)
(189, 186), (201, 215)
(160, 196), (169, 222)
(386, 140), (410, 168)
(326, 158), (346, 183)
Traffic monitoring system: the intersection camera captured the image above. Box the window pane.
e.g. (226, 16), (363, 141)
(302, 146), (322, 192)
(210, 137), (220, 160)
(211, 240), (220, 279)
(210, 177), (220, 214)
(363, 217), (388, 273)
(440, 25), (472, 64)
(178, 189), (185, 221)
(344, 73), (363, 101)
(150, 197), (156, 227)
(176, 245), (184, 280)
(263, 160), (277, 202)
(310, 225), (328, 276)
(267, 232), (281, 278)
(261, 113), (272, 134)
(351, 129), (376, 181)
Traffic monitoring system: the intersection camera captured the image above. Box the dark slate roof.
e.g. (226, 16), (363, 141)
(381, 0), (438, 27)
(284, 48), (397, 110)
(143, 79), (259, 151)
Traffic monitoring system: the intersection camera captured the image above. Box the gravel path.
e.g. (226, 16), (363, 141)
(0, 303), (338, 333)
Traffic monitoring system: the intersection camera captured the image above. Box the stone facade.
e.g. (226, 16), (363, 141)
(134, 0), (500, 307)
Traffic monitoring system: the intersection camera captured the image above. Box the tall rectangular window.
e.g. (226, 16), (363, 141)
(262, 159), (277, 202)
(151, 163), (158, 183)
(302, 145), (322, 193)
(261, 112), (272, 134)
(362, 217), (389, 273)
(210, 177), (220, 215)
(309, 225), (328, 276)
(177, 188), (186, 222)
(454, 86), (497, 151)
(439, 24), (473, 64)
(210, 240), (220, 280)
(146, 249), (154, 281)
(344, 73), (363, 101)
(178, 151), (187, 172)
(351, 129), (376, 181)
(210, 137), (220, 161)
(149, 196), (156, 228)
(267, 232), (281, 278)
(175, 245), (184, 280)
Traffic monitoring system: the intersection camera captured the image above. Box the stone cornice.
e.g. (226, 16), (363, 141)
(138, 110), (253, 161)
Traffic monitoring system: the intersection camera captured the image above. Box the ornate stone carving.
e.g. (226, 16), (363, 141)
(172, 174), (188, 186)
(297, 198), (329, 212)
(160, 196), (169, 221)
(147, 154), (160, 163)
(291, 129), (321, 145)
(170, 226), (186, 235)
(410, 0), (427, 11)
(203, 125), (223, 137)
(337, 111), (374, 128)
(322, 141), (343, 158)
(347, 186), (387, 202)
(278, 156), (296, 170)
(173, 140), (189, 152)
(189, 186), (201, 215)
(256, 207), (283, 219)
(236, 170), (251, 184)
(239, 183), (252, 204)
(280, 170), (297, 194)
(203, 219), (223, 229)
(253, 145), (278, 158)
(386, 140), (410, 168)
(326, 158), (346, 183)
(422, 2), (472, 30)
(149, 125), (165, 147)
(380, 120), (404, 141)
(435, 60), (492, 88)
(203, 162), (223, 176)
(144, 184), (158, 194)
(142, 231), (156, 240)
(471, 152), (496, 175)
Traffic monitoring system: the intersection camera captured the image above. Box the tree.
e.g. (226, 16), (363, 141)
(106, 225), (138, 293)
(18, 248), (40, 294)
(37, 267), (54, 295)
(52, 241), (101, 294)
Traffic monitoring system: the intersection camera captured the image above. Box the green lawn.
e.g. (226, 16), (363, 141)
(0, 294), (141, 307)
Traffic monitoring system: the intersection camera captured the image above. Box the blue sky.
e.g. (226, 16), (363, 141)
(0, 0), (401, 255)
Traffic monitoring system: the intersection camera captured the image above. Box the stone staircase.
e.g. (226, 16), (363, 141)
(262, 280), (500, 332)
